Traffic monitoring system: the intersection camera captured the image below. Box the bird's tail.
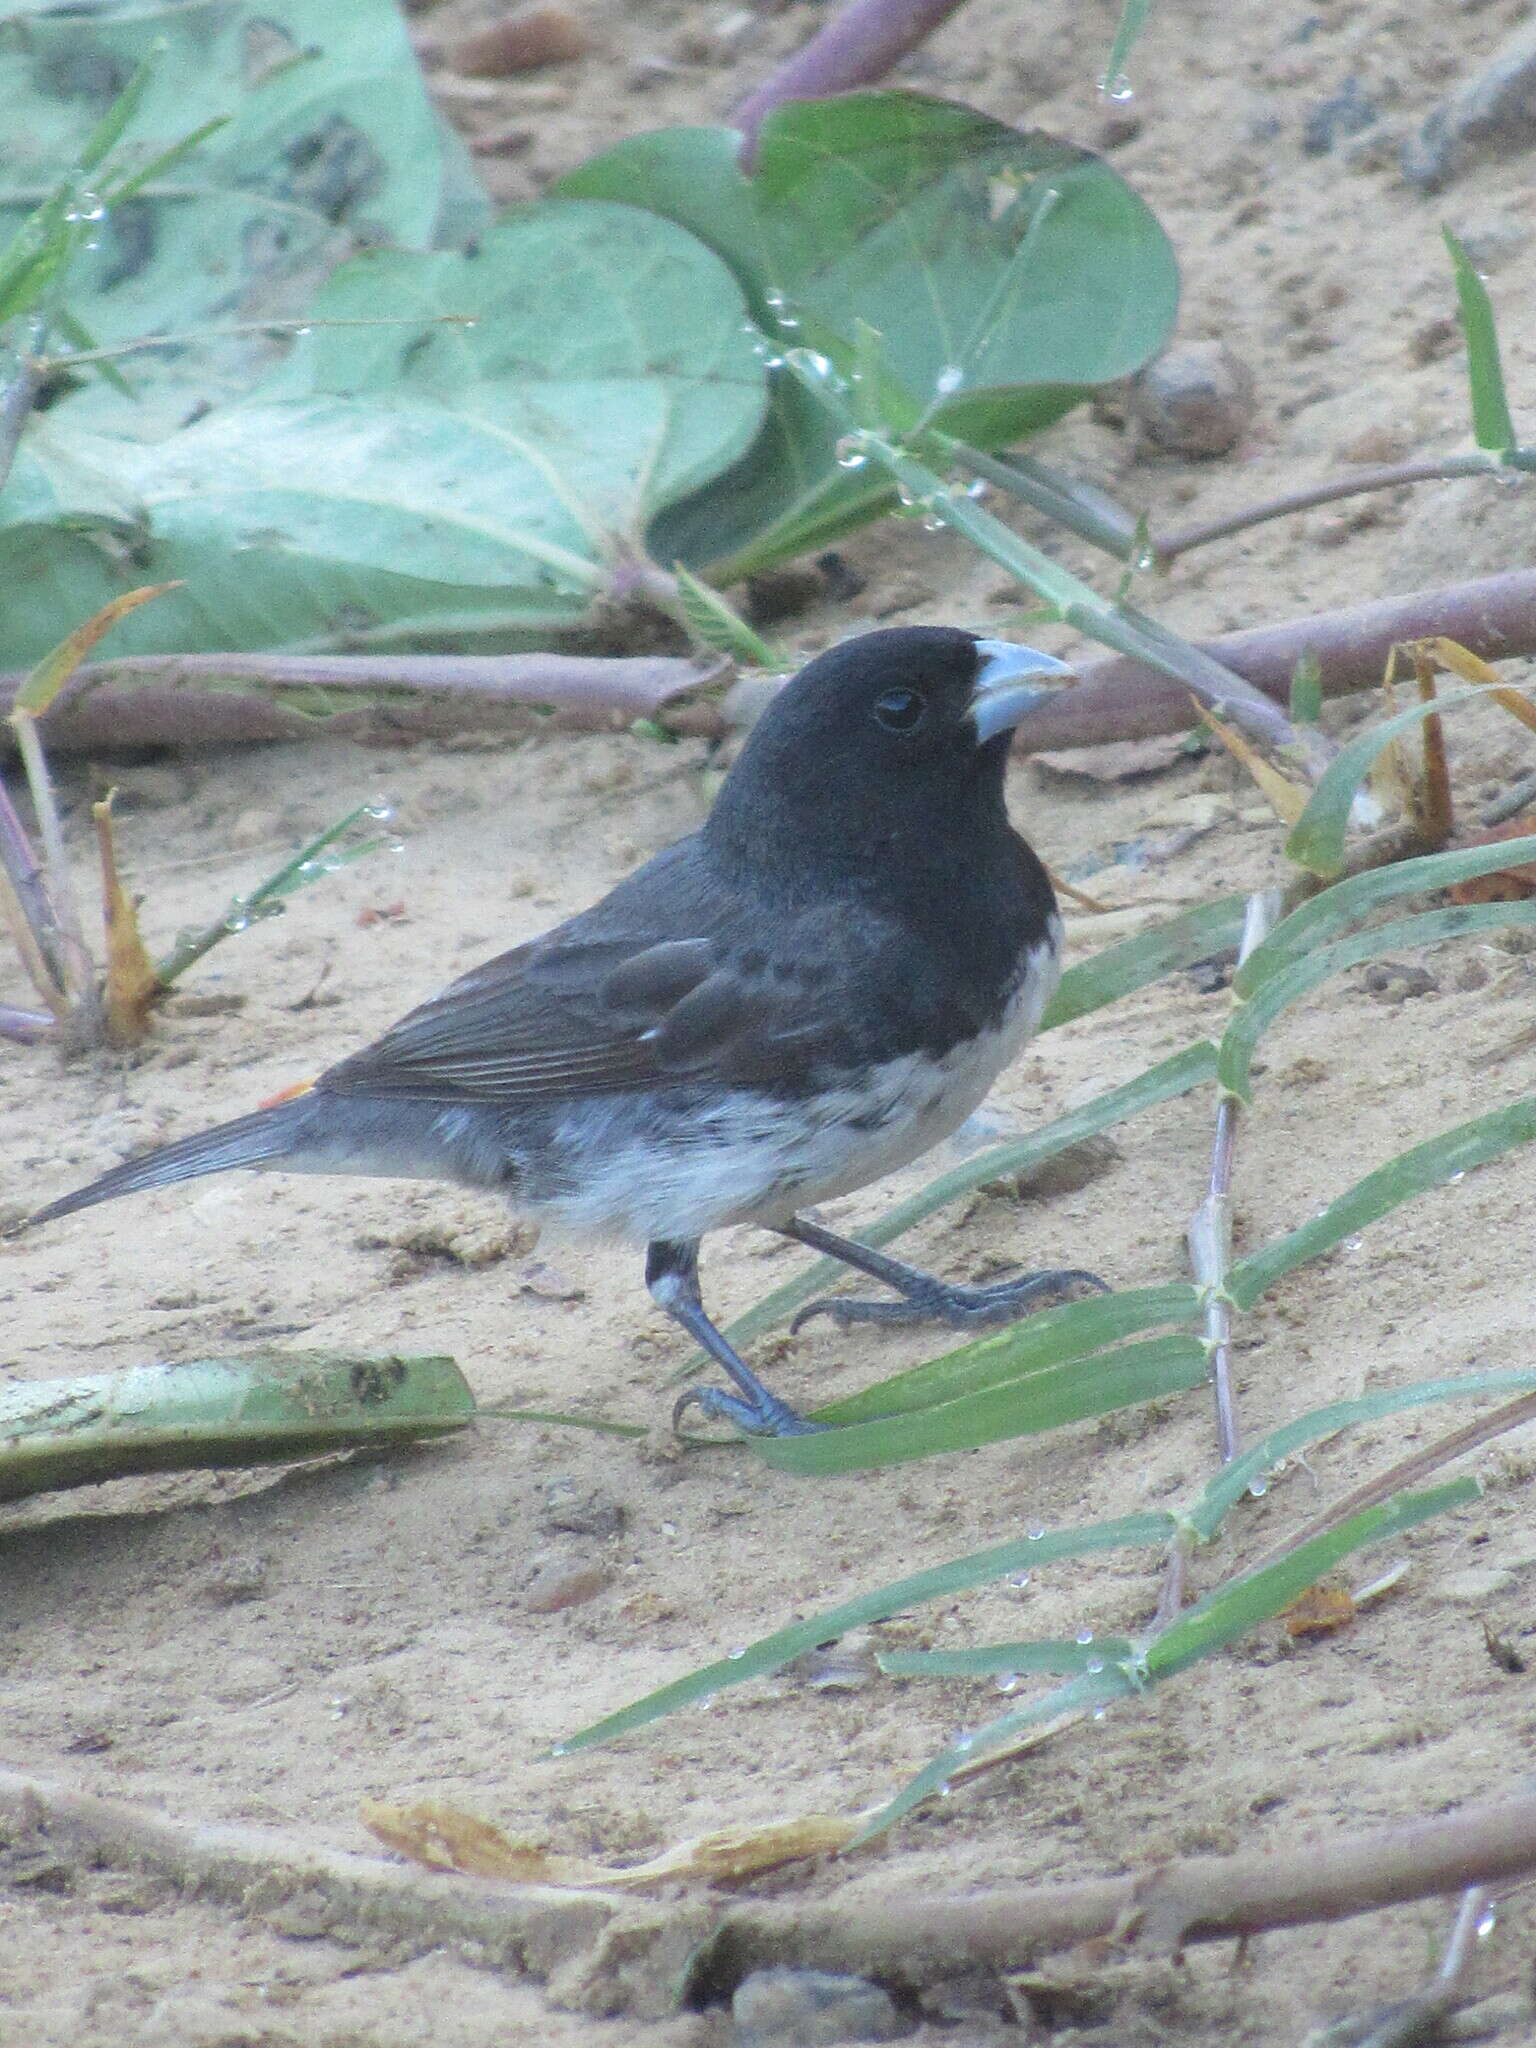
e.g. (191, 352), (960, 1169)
(28, 1098), (313, 1227)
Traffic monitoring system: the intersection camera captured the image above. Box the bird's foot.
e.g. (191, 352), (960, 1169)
(790, 1266), (1108, 1334)
(672, 1383), (827, 1438)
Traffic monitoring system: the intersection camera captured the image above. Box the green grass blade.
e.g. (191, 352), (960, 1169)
(864, 1477), (1473, 1842)
(811, 1283), (1201, 1425)
(1153, 1479), (1476, 1678)
(77, 48), (159, 173)
(1191, 1367), (1536, 1535)
(1101, 0), (1155, 96)
(1283, 684), (1490, 876)
(53, 308), (134, 399)
(1289, 652), (1323, 727)
(1227, 1100), (1536, 1314)
(1239, 831), (1536, 993)
(859, 1667), (1132, 1841)
(552, 1510), (1175, 1754)
(670, 563), (777, 665)
(102, 117), (230, 203)
(1444, 228), (1515, 454)
(879, 1635), (1134, 1679)
(1041, 896), (1247, 1030)
(715, 1043), (1216, 1358)
(1219, 900), (1536, 1099)
(748, 1335), (1209, 1475)
(0, 1352), (473, 1504)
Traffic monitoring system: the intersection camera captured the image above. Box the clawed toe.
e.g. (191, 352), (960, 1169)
(672, 1384), (826, 1438)
(791, 1266), (1109, 1336)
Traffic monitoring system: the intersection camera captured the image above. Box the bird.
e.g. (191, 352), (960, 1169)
(30, 626), (1102, 1437)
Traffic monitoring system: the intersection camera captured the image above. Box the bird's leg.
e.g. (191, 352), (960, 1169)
(647, 1239), (824, 1438)
(779, 1215), (1107, 1333)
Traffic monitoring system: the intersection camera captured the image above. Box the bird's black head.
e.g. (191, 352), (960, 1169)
(704, 626), (1071, 902)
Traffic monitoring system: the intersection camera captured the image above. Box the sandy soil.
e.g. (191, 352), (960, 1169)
(6, 0), (1536, 2041)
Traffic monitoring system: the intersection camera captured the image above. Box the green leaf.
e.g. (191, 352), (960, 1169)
(670, 563), (779, 665)
(1101, 0), (1155, 99)
(1283, 684), (1490, 876)
(1240, 831), (1536, 994)
(1218, 899), (1536, 1099)
(1193, 1368), (1536, 1534)
(1289, 651), (1322, 727)
(880, 1635), (1135, 1678)
(0, 1351), (473, 1503)
(1444, 228), (1515, 454)
(1041, 895), (1248, 1030)
(714, 1043), (1216, 1358)
(812, 1283), (1201, 1425)
(746, 1334), (1209, 1475)
(1227, 1099), (1536, 1313)
(0, 206), (767, 666)
(553, 1510), (1175, 1754)
(1151, 1480), (1477, 1679)
(863, 1477), (1474, 1841)
(560, 93), (1177, 578)
(0, 0), (490, 425)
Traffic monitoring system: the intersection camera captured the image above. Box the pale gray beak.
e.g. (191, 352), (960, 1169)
(968, 639), (1075, 744)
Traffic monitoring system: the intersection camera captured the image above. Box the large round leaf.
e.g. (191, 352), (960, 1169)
(560, 92), (1179, 580)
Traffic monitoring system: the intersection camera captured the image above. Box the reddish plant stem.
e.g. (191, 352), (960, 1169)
(1010, 568), (1536, 754)
(0, 652), (726, 756)
(733, 0), (972, 159)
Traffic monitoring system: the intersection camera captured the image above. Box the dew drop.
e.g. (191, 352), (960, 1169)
(1098, 71), (1134, 104)
(1134, 546), (1156, 571)
(994, 1671), (1020, 1694)
(784, 346), (838, 388)
(698, 1692), (717, 1710)
(1075, 1629), (1094, 1645)
(1248, 1476), (1269, 1499)
(964, 478), (989, 501)
(549, 1740), (569, 1757)
(727, 1645), (747, 1660)
(952, 1730), (976, 1754)
(1009, 1572), (1031, 1589)
(935, 363), (964, 396)
(1477, 1903), (1498, 1939)
(292, 324), (314, 338)
(365, 797), (395, 821)
(1091, 1703), (1109, 1720)
(937, 1780), (953, 1798)
(834, 434), (869, 470)
(1086, 1658), (1105, 1675)
(1448, 1170), (1466, 1184)
(1027, 1525), (1047, 1541)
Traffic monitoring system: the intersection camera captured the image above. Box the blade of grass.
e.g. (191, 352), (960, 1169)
(861, 1478), (1475, 1841)
(1101, 0), (1155, 97)
(1041, 895), (1247, 1030)
(879, 1635), (1135, 1679)
(1218, 899), (1536, 1100)
(1238, 830), (1536, 993)
(746, 1334), (1209, 1475)
(1190, 1366), (1536, 1535)
(551, 1510), (1176, 1754)
(809, 1282), (1201, 1426)
(1227, 1099), (1536, 1313)
(1444, 229), (1515, 454)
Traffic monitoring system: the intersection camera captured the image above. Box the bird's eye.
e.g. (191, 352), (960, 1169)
(872, 687), (927, 733)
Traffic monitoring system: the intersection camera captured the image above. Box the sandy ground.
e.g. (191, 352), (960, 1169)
(7, 0), (1536, 2041)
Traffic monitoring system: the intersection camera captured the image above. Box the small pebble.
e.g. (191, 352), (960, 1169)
(1302, 76), (1378, 156)
(1361, 961), (1437, 1003)
(1404, 17), (1536, 191)
(1436, 1567), (1516, 1605)
(524, 1557), (611, 1614)
(541, 1478), (626, 1539)
(1131, 341), (1256, 457)
(732, 1967), (911, 2046)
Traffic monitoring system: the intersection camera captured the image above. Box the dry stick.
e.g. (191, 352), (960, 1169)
(0, 651), (727, 755)
(0, 336), (45, 498)
(1153, 453), (1526, 564)
(733, 0), (972, 157)
(5, 1765), (1536, 2002)
(1008, 568), (1536, 755)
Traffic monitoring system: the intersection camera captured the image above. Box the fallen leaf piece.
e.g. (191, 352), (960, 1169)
(1283, 1584), (1357, 1639)
(1448, 819), (1536, 903)
(360, 1797), (857, 1889)
(1482, 1618), (1527, 1675)
(356, 900), (408, 927)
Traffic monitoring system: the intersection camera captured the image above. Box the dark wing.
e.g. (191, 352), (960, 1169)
(317, 838), (867, 1105)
